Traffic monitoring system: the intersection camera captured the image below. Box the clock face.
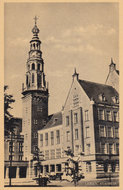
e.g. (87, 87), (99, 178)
(31, 51), (37, 57)
(30, 51), (40, 58)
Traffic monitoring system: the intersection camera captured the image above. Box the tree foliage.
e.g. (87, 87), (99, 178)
(4, 85), (15, 135)
(64, 148), (83, 186)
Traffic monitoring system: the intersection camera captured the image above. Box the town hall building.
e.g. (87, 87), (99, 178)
(22, 19), (119, 179)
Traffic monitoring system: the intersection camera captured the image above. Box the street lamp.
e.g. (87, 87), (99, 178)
(9, 131), (15, 187)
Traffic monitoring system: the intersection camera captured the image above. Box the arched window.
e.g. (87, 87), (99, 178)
(32, 73), (34, 83)
(33, 43), (35, 49)
(28, 65), (30, 70)
(32, 63), (35, 70)
(36, 43), (38, 49)
(38, 64), (40, 70)
(26, 75), (28, 85)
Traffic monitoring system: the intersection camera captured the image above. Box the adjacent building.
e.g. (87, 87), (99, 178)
(4, 118), (28, 179)
(38, 67), (119, 179)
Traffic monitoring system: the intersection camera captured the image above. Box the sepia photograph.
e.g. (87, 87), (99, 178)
(3, 2), (119, 187)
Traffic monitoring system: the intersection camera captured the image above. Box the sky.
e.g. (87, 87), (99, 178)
(4, 2), (119, 118)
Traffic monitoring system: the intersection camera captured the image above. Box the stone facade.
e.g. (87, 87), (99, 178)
(38, 69), (119, 179)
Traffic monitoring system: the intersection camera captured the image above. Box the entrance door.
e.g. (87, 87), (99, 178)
(19, 167), (27, 178)
(9, 167), (16, 178)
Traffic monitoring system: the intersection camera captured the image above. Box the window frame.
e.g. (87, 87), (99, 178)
(74, 113), (78, 124)
(75, 128), (79, 140)
(85, 110), (89, 121)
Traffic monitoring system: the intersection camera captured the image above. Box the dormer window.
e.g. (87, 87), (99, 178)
(112, 96), (119, 104)
(54, 118), (58, 123)
(98, 93), (106, 102)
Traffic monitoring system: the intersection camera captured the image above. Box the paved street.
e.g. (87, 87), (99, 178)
(5, 177), (119, 187)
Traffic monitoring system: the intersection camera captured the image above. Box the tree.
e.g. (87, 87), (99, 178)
(63, 148), (83, 186)
(32, 146), (48, 186)
(4, 85), (15, 135)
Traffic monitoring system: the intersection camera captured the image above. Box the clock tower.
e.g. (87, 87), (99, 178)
(22, 17), (49, 160)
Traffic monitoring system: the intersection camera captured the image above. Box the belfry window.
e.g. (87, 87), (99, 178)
(26, 75), (28, 85)
(32, 73), (34, 83)
(32, 63), (35, 70)
(38, 64), (40, 70)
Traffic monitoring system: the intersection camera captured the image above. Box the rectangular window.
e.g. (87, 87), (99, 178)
(19, 142), (23, 152)
(99, 125), (105, 137)
(107, 126), (113, 137)
(45, 150), (49, 160)
(51, 131), (54, 145)
(56, 148), (61, 158)
(43, 120), (47, 126)
(86, 144), (90, 155)
(19, 155), (23, 161)
(66, 131), (70, 142)
(34, 119), (37, 124)
(9, 155), (13, 161)
(50, 149), (55, 159)
(66, 116), (69, 126)
(85, 110), (89, 121)
(45, 133), (48, 146)
(109, 144), (113, 154)
(98, 109), (104, 120)
(74, 113), (78, 124)
(101, 143), (106, 154)
(75, 145), (79, 153)
(75, 129), (79, 140)
(113, 111), (119, 122)
(85, 127), (90, 138)
(56, 130), (60, 144)
(9, 142), (14, 153)
(114, 127), (119, 138)
(34, 132), (38, 138)
(40, 134), (43, 147)
(116, 143), (119, 154)
(32, 73), (34, 83)
(86, 162), (92, 172)
(106, 110), (112, 121)
(37, 107), (42, 112)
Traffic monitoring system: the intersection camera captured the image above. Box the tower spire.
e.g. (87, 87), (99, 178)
(32, 16), (39, 38)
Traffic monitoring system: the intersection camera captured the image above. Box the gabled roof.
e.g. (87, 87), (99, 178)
(78, 79), (119, 104)
(42, 112), (62, 130)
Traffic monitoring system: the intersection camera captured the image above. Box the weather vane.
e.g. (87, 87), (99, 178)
(34, 16), (38, 25)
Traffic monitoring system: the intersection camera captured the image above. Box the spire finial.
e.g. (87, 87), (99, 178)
(74, 67), (77, 74)
(111, 57), (114, 64)
(72, 67), (79, 80)
(34, 16), (38, 25)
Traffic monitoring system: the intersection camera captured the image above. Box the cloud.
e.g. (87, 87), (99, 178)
(48, 70), (68, 77)
(11, 74), (22, 79)
(62, 24), (115, 38)
(9, 37), (28, 47)
(106, 28), (116, 35)
(86, 44), (102, 55)
(44, 24), (115, 55)
(54, 44), (84, 53)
